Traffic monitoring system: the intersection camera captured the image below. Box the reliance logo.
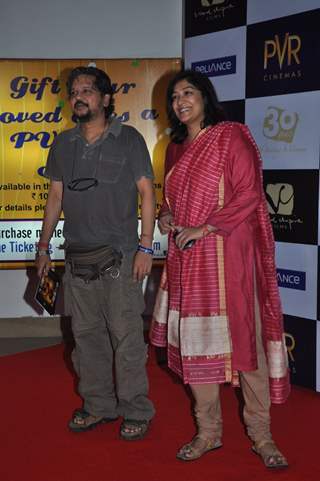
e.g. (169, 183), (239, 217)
(191, 55), (236, 77)
(277, 268), (306, 291)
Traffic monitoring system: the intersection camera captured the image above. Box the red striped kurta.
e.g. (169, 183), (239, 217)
(150, 122), (290, 404)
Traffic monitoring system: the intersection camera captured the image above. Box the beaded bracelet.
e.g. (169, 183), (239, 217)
(137, 244), (154, 255)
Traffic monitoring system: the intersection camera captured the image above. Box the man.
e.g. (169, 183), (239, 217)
(36, 66), (155, 440)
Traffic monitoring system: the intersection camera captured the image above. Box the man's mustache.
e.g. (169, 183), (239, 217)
(74, 101), (88, 108)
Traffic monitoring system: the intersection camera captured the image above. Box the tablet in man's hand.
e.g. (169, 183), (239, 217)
(35, 269), (60, 315)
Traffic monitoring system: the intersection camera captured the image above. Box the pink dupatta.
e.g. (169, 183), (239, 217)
(150, 122), (290, 403)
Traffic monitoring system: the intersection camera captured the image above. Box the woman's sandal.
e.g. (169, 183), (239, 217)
(68, 408), (118, 433)
(176, 436), (223, 461)
(252, 440), (289, 469)
(120, 419), (150, 441)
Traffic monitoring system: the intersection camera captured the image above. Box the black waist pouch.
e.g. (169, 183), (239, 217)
(65, 245), (123, 282)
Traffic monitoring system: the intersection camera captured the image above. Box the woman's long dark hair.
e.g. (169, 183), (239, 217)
(166, 69), (226, 143)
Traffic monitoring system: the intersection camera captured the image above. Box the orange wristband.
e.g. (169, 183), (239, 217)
(37, 241), (49, 248)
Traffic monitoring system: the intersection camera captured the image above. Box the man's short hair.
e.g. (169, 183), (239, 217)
(66, 66), (115, 118)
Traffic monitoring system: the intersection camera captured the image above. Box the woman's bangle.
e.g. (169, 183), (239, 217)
(137, 244), (154, 255)
(202, 225), (211, 237)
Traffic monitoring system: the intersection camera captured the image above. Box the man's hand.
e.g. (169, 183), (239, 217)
(35, 253), (51, 278)
(132, 251), (153, 282)
(158, 212), (174, 235)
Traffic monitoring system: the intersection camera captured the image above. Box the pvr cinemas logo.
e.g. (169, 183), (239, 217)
(264, 32), (302, 82)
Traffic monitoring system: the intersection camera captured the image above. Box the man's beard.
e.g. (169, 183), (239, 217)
(75, 111), (93, 123)
(73, 101), (92, 123)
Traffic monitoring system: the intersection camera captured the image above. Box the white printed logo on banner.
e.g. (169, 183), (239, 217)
(247, 0), (320, 25)
(266, 183), (294, 215)
(275, 242), (318, 320)
(245, 91), (320, 169)
(201, 0), (225, 5)
(263, 107), (299, 143)
(191, 55), (236, 78)
(277, 268), (306, 291)
(184, 27), (246, 101)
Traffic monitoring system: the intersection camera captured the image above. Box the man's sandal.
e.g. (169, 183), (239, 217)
(176, 436), (223, 461)
(252, 440), (288, 469)
(68, 408), (118, 433)
(120, 419), (150, 441)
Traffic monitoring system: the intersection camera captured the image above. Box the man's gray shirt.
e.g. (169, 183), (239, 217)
(45, 118), (154, 252)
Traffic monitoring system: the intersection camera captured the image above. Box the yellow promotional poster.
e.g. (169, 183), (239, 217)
(0, 59), (181, 268)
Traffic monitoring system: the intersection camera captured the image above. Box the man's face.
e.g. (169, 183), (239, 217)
(69, 74), (110, 123)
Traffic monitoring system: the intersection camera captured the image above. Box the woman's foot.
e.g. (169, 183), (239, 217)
(176, 436), (222, 461)
(252, 440), (288, 468)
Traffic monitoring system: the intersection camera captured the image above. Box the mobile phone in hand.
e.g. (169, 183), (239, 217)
(173, 231), (195, 250)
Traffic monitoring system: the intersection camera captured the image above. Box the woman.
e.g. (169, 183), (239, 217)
(150, 70), (290, 467)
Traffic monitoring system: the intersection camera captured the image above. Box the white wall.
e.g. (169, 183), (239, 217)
(0, 0), (182, 58)
(0, 0), (183, 318)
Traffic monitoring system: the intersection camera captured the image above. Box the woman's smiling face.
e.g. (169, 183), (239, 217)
(171, 79), (205, 129)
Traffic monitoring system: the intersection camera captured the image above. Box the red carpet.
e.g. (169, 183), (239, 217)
(0, 343), (319, 481)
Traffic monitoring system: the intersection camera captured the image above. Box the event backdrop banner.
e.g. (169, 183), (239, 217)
(184, 0), (320, 391)
(284, 314), (317, 389)
(185, 0), (247, 37)
(0, 59), (181, 268)
(246, 9), (320, 98)
(184, 26), (247, 101)
(263, 169), (319, 245)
